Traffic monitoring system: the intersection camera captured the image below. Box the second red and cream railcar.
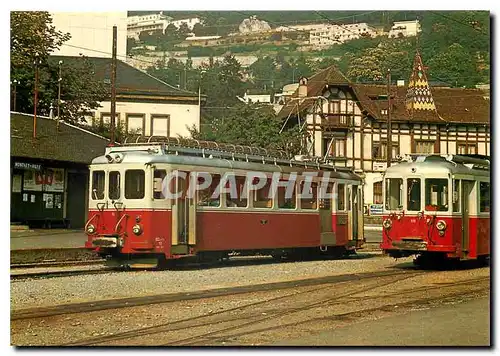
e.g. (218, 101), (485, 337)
(380, 154), (490, 266)
(84, 137), (365, 268)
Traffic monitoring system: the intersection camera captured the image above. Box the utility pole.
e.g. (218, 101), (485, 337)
(33, 53), (41, 139)
(110, 25), (117, 144)
(57, 60), (63, 131)
(387, 69), (392, 167)
(11, 79), (18, 111)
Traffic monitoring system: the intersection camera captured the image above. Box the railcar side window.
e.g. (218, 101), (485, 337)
(407, 178), (421, 211)
(153, 169), (167, 199)
(125, 170), (145, 199)
(254, 178), (273, 209)
(479, 182), (490, 212)
(300, 181), (318, 210)
(197, 174), (221, 207)
(385, 178), (403, 210)
(319, 182), (333, 210)
(277, 179), (297, 209)
(91, 171), (105, 200)
(425, 179), (449, 212)
(338, 184), (345, 210)
(224, 176), (248, 208)
(453, 179), (460, 212)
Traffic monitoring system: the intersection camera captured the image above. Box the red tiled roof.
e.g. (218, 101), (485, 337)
(277, 64), (490, 125)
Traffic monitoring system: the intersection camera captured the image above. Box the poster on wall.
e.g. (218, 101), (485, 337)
(44, 168), (64, 192)
(23, 193), (28, 202)
(55, 195), (62, 209)
(45, 194), (54, 209)
(23, 170), (43, 191)
(12, 175), (22, 193)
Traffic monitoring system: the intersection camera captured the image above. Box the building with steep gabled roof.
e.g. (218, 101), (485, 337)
(276, 53), (490, 210)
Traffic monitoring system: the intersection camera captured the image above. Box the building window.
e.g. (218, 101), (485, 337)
(415, 140), (435, 154)
(323, 138), (346, 157)
(126, 114), (145, 135)
(328, 100), (341, 114)
(457, 142), (477, 155)
(373, 181), (383, 204)
(151, 115), (170, 137)
(372, 141), (399, 159)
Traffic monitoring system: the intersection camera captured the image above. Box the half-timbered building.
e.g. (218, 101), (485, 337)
(277, 51), (490, 210)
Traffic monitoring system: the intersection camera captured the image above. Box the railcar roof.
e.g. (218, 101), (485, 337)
(384, 160), (489, 177)
(91, 149), (361, 181)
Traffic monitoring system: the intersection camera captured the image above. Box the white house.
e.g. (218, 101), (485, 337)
(127, 12), (172, 40)
(51, 55), (204, 138)
(388, 20), (422, 38)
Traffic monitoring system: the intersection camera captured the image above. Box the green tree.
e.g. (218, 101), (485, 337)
(187, 103), (302, 154)
(428, 43), (480, 87)
(10, 11), (107, 123)
(10, 11), (70, 68)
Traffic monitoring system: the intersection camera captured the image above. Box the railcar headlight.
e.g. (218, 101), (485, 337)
(132, 224), (143, 235)
(436, 220), (447, 231)
(383, 219), (392, 230)
(86, 224), (96, 234)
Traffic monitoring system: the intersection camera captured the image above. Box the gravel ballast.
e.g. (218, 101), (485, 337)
(11, 253), (411, 310)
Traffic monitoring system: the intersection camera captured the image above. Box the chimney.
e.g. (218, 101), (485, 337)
(397, 80), (405, 87)
(298, 77), (308, 98)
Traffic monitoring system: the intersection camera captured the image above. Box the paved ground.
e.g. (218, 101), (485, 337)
(277, 296), (490, 346)
(10, 230), (87, 250)
(10, 227), (382, 251)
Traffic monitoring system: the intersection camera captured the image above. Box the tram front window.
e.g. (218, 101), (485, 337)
(407, 178), (421, 211)
(125, 170), (145, 199)
(385, 178), (403, 211)
(425, 179), (449, 212)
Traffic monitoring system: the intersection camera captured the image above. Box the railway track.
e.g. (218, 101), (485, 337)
(10, 266), (118, 281)
(11, 269), (418, 321)
(74, 274), (489, 346)
(69, 275), (489, 346)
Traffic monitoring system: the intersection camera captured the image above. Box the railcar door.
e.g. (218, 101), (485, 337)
(319, 182), (335, 245)
(171, 171), (196, 253)
(461, 180), (474, 258)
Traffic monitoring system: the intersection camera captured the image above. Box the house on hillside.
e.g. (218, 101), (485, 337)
(277, 51), (490, 210)
(50, 55), (205, 138)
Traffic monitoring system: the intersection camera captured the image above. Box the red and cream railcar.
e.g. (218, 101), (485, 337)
(84, 138), (365, 267)
(380, 154), (490, 265)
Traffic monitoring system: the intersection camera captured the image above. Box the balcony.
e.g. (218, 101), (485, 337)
(321, 114), (351, 129)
